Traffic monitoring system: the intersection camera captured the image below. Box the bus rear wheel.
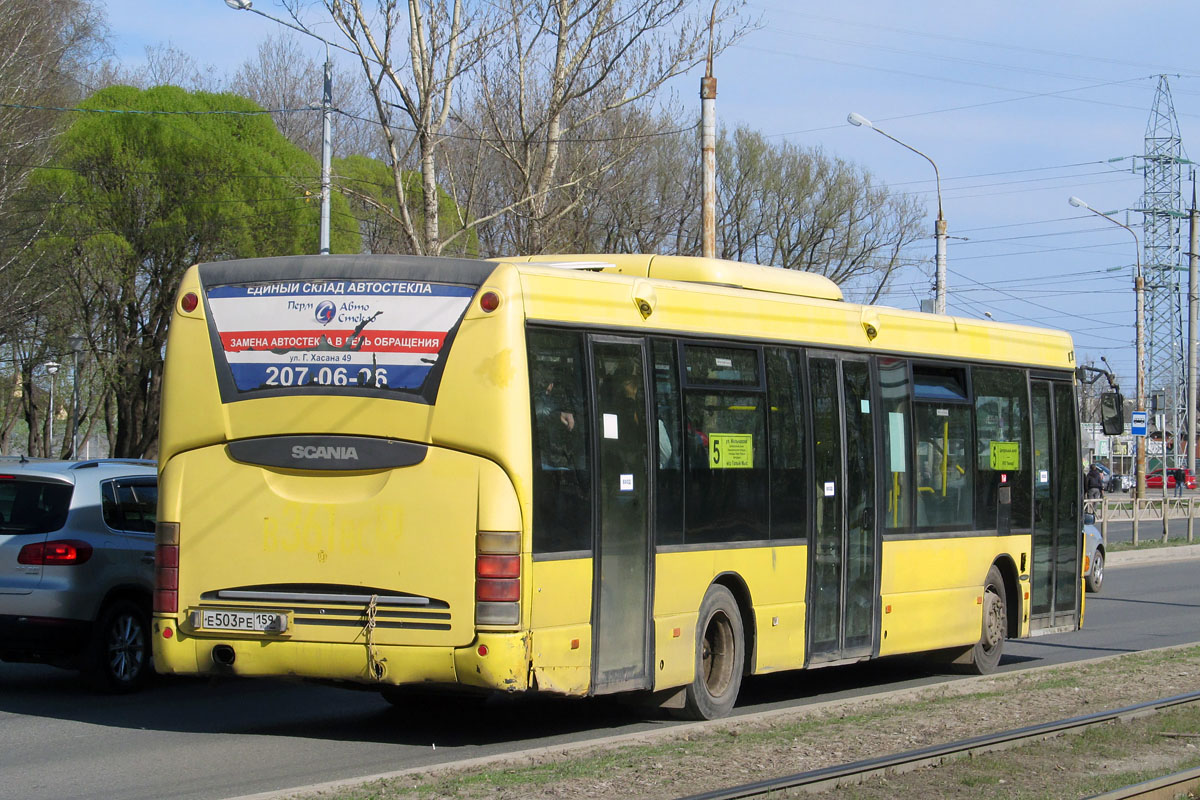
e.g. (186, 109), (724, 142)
(676, 585), (744, 720)
(959, 565), (1006, 675)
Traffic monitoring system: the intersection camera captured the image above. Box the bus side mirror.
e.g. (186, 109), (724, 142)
(1100, 391), (1124, 435)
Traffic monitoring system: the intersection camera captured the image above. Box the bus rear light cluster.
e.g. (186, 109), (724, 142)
(17, 540), (93, 565)
(476, 531), (520, 627)
(155, 522), (180, 614)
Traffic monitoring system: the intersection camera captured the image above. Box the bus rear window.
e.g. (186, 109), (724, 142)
(204, 279), (476, 398)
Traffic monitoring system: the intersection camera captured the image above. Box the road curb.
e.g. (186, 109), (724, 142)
(1106, 543), (1200, 566)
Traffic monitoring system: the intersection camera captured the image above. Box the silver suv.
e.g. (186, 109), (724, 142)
(0, 458), (157, 691)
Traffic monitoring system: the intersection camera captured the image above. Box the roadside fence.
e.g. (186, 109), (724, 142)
(1083, 496), (1198, 547)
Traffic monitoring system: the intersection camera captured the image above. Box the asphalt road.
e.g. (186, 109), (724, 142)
(0, 554), (1196, 800)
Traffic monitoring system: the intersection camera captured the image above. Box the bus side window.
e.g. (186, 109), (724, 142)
(878, 357), (912, 531)
(528, 328), (592, 555)
(652, 340), (684, 546)
(912, 365), (973, 530)
(682, 344), (767, 544)
(972, 367), (1030, 533)
(766, 348), (806, 541)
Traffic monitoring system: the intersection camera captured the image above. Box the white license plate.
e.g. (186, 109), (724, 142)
(196, 609), (287, 633)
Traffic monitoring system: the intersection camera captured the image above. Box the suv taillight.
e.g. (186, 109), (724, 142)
(155, 522), (180, 614)
(17, 540), (93, 565)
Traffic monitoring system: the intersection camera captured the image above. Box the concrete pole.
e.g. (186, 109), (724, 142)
(1136, 273), (1147, 497)
(701, 77), (716, 259)
(700, 1), (718, 260)
(1189, 184), (1198, 476)
(320, 48), (332, 256)
(935, 217), (948, 314)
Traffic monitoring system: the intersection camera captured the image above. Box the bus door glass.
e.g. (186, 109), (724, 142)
(1030, 379), (1080, 630)
(808, 354), (877, 663)
(589, 337), (652, 693)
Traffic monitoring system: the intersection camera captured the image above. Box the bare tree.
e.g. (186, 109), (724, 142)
(299, 0), (492, 255)
(508, 111), (699, 255)
(0, 0), (106, 323)
(230, 33), (378, 162)
(716, 126), (925, 300)
(0, 0), (107, 449)
(455, 0), (749, 254)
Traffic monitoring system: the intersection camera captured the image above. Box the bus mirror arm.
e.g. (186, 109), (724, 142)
(1076, 364), (1125, 437)
(1074, 364), (1119, 393)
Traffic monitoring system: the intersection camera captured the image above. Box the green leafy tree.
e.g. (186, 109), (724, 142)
(25, 85), (359, 457)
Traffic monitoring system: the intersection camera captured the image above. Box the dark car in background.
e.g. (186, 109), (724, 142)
(1091, 463), (1128, 493)
(0, 459), (157, 691)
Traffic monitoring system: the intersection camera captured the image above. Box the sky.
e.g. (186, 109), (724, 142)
(97, 0), (1200, 395)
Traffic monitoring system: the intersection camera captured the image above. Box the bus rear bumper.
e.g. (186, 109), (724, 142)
(151, 617), (530, 692)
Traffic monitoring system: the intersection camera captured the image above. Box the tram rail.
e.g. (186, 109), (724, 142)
(677, 691), (1200, 800)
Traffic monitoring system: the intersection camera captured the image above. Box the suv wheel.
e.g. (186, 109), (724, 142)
(86, 599), (152, 693)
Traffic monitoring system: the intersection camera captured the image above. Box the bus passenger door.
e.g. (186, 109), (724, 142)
(589, 337), (653, 693)
(1029, 379), (1081, 632)
(807, 354), (878, 664)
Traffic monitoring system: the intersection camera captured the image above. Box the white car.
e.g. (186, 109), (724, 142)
(1083, 516), (1104, 593)
(0, 458), (158, 691)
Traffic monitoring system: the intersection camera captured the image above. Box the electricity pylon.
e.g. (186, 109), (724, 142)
(1140, 75), (1185, 468)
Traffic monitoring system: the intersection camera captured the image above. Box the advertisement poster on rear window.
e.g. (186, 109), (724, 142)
(205, 280), (475, 394)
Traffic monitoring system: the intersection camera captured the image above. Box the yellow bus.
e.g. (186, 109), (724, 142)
(153, 254), (1084, 719)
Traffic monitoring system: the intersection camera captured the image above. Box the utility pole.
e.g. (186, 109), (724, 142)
(226, 0), (332, 255)
(319, 47), (332, 255)
(700, 1), (718, 259)
(1189, 176), (1198, 474)
(1070, 196), (1147, 497)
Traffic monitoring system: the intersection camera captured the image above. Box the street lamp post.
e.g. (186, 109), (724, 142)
(1069, 197), (1148, 501)
(68, 334), (85, 459)
(225, 0), (332, 255)
(848, 112), (947, 313)
(44, 361), (60, 458)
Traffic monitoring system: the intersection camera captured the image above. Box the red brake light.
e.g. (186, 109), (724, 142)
(155, 544), (179, 611)
(156, 544), (179, 568)
(18, 540), (93, 565)
(476, 554), (519, 579)
(154, 590), (178, 614)
(181, 292), (199, 312)
(476, 579), (520, 602)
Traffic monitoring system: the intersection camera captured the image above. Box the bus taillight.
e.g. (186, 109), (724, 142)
(476, 579), (520, 602)
(155, 522), (180, 614)
(476, 531), (520, 626)
(476, 554), (519, 578)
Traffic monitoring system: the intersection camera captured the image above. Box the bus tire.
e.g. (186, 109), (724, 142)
(959, 565), (1006, 675)
(85, 599), (152, 693)
(676, 585), (744, 720)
